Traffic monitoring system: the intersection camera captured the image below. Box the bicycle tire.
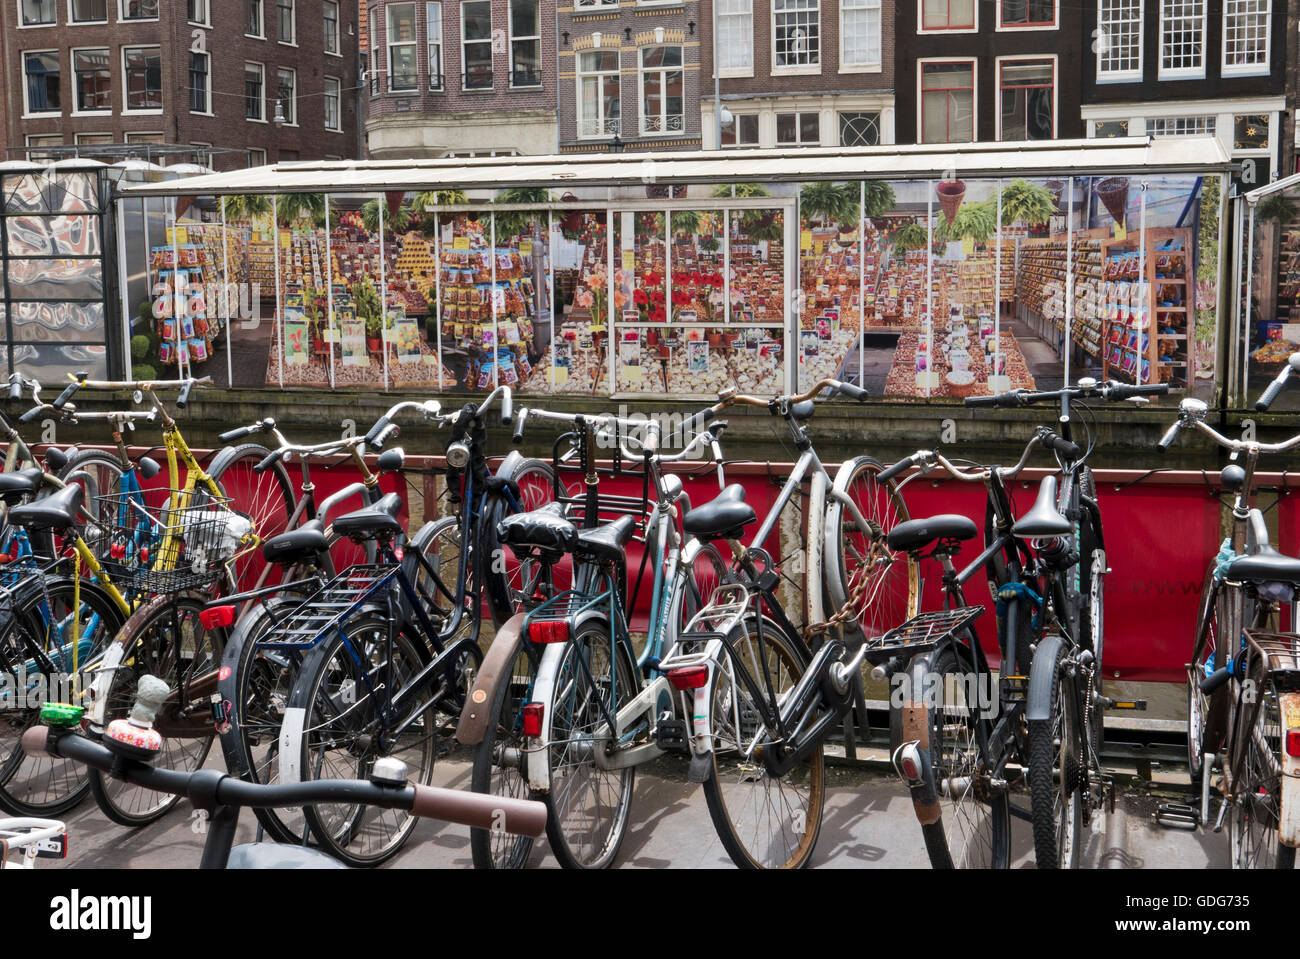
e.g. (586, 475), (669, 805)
(1227, 671), (1297, 869)
(542, 617), (638, 869)
(87, 592), (226, 827)
(0, 576), (124, 816)
(703, 613), (824, 869)
(1027, 634), (1083, 869)
(1188, 567), (1234, 785)
(290, 614), (436, 866)
(207, 442), (296, 593)
(480, 457), (562, 626)
(56, 448), (128, 561)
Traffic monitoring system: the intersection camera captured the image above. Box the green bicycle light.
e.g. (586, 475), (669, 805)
(40, 702), (85, 728)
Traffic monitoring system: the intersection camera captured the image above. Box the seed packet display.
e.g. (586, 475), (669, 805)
(802, 331), (819, 357)
(686, 340), (709, 373)
(341, 320), (366, 367)
(477, 361), (496, 389)
(517, 352), (533, 378)
(189, 338), (208, 362)
(815, 318), (831, 340)
(499, 353), (519, 385)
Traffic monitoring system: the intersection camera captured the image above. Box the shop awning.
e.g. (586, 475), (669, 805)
(1243, 169), (1300, 203)
(116, 137), (1231, 199)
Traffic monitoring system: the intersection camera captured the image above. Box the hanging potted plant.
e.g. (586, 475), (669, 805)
(997, 178), (1057, 228)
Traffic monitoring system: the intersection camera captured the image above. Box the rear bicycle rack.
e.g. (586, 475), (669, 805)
(256, 563), (399, 651)
(864, 606), (984, 663)
(1244, 630), (1300, 690)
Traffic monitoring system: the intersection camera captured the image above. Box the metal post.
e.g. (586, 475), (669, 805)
(379, 194), (388, 390)
(547, 210), (555, 391)
(1139, 180), (1147, 385)
(858, 180), (865, 387)
(491, 211), (499, 389)
(925, 188), (933, 399)
(606, 208), (615, 397)
(170, 196), (187, 380)
(994, 177), (1002, 385)
(324, 193), (335, 389)
(220, 197), (232, 387)
(115, 197), (131, 380)
(272, 195), (283, 388)
(434, 211), (443, 388)
(1065, 176), (1074, 387)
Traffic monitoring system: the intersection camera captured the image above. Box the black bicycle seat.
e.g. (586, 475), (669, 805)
(683, 484), (756, 540)
(332, 492), (404, 540)
(1012, 475), (1071, 538)
(0, 467), (45, 504)
(886, 514), (977, 553)
(1226, 550), (1300, 586)
(573, 515), (636, 564)
(262, 518), (329, 565)
(6, 483), (83, 531)
(497, 502), (576, 555)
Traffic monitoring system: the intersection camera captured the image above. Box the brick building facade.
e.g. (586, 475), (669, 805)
(1, 0), (361, 167)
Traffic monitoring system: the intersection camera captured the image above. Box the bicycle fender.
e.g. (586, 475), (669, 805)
(455, 612), (526, 746)
(899, 655), (941, 826)
(1279, 691), (1300, 848)
(491, 450), (528, 483)
(1026, 633), (1066, 722)
(526, 641), (566, 792)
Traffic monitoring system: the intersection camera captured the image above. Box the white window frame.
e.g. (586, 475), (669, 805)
(917, 56), (978, 144)
(716, 0), (754, 77)
(247, 0), (265, 38)
(576, 49), (620, 140)
(276, 66), (297, 125)
(460, 0), (494, 90)
(245, 61), (266, 122)
(995, 0), (1057, 30)
(918, 0), (978, 33)
(187, 0), (209, 26)
(720, 112), (761, 148)
(427, 2), (443, 89)
(387, 2), (418, 91)
(639, 45), (684, 136)
(247, 147), (267, 167)
(75, 132), (113, 146)
(1158, 0), (1207, 79)
(323, 76), (342, 131)
(119, 0), (157, 21)
(1221, 0), (1270, 76)
(837, 110), (882, 145)
(22, 49), (60, 116)
(1145, 114), (1215, 136)
(368, 6), (382, 94)
(121, 44), (162, 113)
(994, 54), (1057, 141)
(1096, 0), (1143, 81)
(574, 0), (618, 9)
(26, 134), (63, 161)
(277, 0), (296, 45)
(70, 45), (111, 114)
(189, 49), (213, 115)
(508, 0), (542, 88)
(775, 110), (822, 146)
(18, 0), (56, 28)
(839, 0), (881, 71)
(772, 0), (821, 74)
(68, 0), (107, 24)
(323, 0), (341, 56)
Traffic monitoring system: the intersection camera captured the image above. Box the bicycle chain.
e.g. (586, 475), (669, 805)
(805, 519), (885, 643)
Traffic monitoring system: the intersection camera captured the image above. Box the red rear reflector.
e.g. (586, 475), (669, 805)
(200, 605), (236, 630)
(666, 665), (709, 690)
(521, 702), (543, 737)
(900, 753), (920, 780)
(394, 547), (404, 561)
(1287, 730), (1300, 758)
(527, 621), (569, 644)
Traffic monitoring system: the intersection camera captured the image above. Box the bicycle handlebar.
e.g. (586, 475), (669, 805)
(965, 379), (1169, 409)
(219, 418), (277, 444)
(1254, 353), (1300, 412)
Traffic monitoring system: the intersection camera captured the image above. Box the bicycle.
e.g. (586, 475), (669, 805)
(0, 817), (66, 869)
(1160, 357), (1300, 868)
(22, 692), (546, 870)
(461, 403), (729, 868)
(873, 377), (1165, 869)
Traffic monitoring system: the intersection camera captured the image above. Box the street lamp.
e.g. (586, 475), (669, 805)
(273, 99), (286, 128)
(609, 134), (624, 153)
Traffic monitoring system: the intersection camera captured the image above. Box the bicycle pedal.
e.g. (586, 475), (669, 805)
(1155, 801), (1199, 830)
(1106, 698), (1147, 711)
(655, 717), (689, 753)
(999, 675), (1029, 704)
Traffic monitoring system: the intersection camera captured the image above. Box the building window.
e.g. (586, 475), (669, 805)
(640, 46), (683, 134)
(387, 2), (418, 90)
(20, 0), (55, 26)
(574, 0), (616, 7)
(323, 0), (340, 54)
(1097, 0), (1142, 79)
(245, 62), (264, 119)
(1146, 115), (1215, 136)
(70, 0), (107, 23)
(73, 48), (111, 111)
(841, 0), (881, 68)
(462, 0), (493, 89)
(123, 45), (161, 110)
(187, 0), (208, 24)
(998, 58), (1053, 140)
(427, 3), (443, 88)
(324, 76), (341, 130)
(577, 50), (620, 138)
(777, 112), (820, 145)
(23, 51), (60, 114)
(839, 111), (881, 145)
(248, 147), (267, 167)
(774, 0), (820, 68)
(720, 113), (760, 147)
(190, 51), (211, 113)
(510, 0), (540, 86)
(1223, 0), (1269, 74)
(277, 0), (295, 43)
(1233, 113), (1269, 151)
(276, 68), (296, 124)
(369, 6), (381, 93)
(1159, 0), (1206, 77)
(1091, 119), (1129, 137)
(920, 60), (975, 142)
(120, 0), (157, 20)
(999, 0), (1054, 26)
(717, 0), (753, 73)
(248, 0), (264, 36)
(76, 133), (113, 146)
(922, 0), (975, 30)
(26, 135), (62, 161)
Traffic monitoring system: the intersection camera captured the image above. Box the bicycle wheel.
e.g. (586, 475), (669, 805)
(703, 614), (824, 869)
(1228, 674), (1297, 869)
(1027, 635), (1083, 869)
(469, 640), (539, 869)
(57, 449), (127, 560)
(207, 443), (296, 593)
(915, 643), (1010, 869)
(87, 593), (225, 827)
(543, 617), (638, 869)
(677, 542), (728, 628)
(481, 458), (565, 624)
(291, 615), (436, 867)
(0, 577), (123, 816)
(1188, 568), (1233, 784)
(825, 456), (918, 643)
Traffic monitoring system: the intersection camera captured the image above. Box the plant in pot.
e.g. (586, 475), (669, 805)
(800, 181), (858, 231)
(996, 178), (1057, 228)
(891, 222), (928, 254)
